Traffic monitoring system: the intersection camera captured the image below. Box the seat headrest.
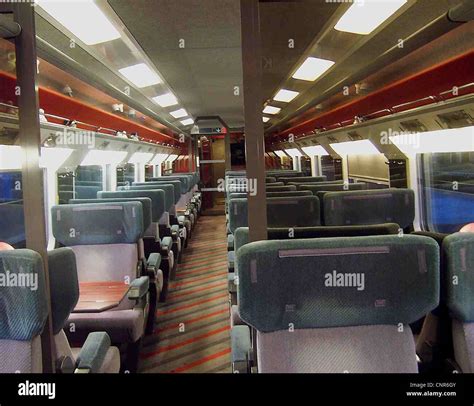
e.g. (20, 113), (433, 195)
(298, 183), (367, 193)
(99, 190), (164, 222)
(444, 232), (474, 322)
(228, 196), (321, 233)
(151, 177), (188, 193)
(118, 185), (174, 211)
(52, 202), (144, 246)
(48, 248), (79, 335)
(280, 176), (327, 184)
(134, 181), (181, 203)
(324, 189), (415, 229)
(70, 198), (152, 232)
(237, 235), (439, 332)
(233, 223), (401, 252)
(265, 185), (297, 192)
(0, 249), (48, 340)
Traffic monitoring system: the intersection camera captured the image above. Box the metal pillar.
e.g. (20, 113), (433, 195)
(224, 131), (231, 171)
(240, 0), (267, 242)
(13, 3), (55, 372)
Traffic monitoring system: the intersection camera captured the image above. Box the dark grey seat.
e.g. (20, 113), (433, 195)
(51, 202), (156, 372)
(444, 232), (474, 372)
(49, 248), (121, 373)
(232, 235), (439, 373)
(0, 249), (47, 373)
(323, 188), (415, 232)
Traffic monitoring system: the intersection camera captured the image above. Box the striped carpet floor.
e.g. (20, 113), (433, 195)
(139, 215), (231, 373)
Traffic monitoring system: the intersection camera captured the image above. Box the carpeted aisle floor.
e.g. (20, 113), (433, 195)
(139, 215), (231, 373)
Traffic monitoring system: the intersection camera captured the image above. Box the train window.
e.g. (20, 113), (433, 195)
(420, 152), (474, 233)
(0, 170), (25, 248)
(75, 165), (103, 199)
(117, 163), (135, 187)
(145, 164), (154, 181)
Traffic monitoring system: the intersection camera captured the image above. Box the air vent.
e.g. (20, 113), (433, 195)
(437, 110), (474, 129)
(121, 144), (129, 150)
(399, 119), (428, 133)
(99, 141), (110, 148)
(327, 136), (338, 143)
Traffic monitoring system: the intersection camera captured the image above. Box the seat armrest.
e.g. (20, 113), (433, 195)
(231, 326), (252, 373)
(161, 236), (175, 253)
(128, 276), (150, 300)
(75, 332), (111, 374)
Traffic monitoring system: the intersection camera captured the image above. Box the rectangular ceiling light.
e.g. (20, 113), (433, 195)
(334, 0), (407, 35)
(263, 106), (281, 115)
(263, 117), (270, 123)
(128, 152), (154, 164)
(301, 145), (329, 156)
(81, 150), (127, 166)
(170, 108), (188, 119)
(37, 0), (121, 45)
(330, 140), (380, 156)
(153, 93), (178, 107)
(389, 127), (474, 155)
(118, 63), (161, 88)
(274, 89), (299, 103)
(180, 118), (194, 126)
(292, 57), (335, 82)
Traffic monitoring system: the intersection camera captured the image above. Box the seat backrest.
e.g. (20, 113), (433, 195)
(233, 223), (401, 252)
(228, 191), (312, 200)
(51, 202), (143, 283)
(161, 175), (193, 192)
(237, 235), (439, 372)
(443, 233), (474, 372)
(150, 178), (187, 194)
(70, 198), (152, 233)
(98, 190), (164, 224)
(76, 185), (102, 199)
(280, 176), (327, 184)
(228, 196), (320, 233)
(265, 182), (284, 187)
(323, 188), (415, 230)
(266, 177), (277, 183)
(118, 185), (174, 212)
(134, 181), (181, 203)
(0, 249), (47, 373)
(265, 185), (297, 192)
(298, 182), (367, 194)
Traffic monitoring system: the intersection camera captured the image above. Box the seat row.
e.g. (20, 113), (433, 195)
(0, 172), (201, 373)
(230, 231), (474, 373)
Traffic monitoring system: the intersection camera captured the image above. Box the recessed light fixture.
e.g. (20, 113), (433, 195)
(153, 93), (178, 107)
(263, 117), (270, 123)
(170, 108), (188, 119)
(334, 0), (407, 35)
(263, 106), (281, 115)
(118, 63), (161, 88)
(37, 0), (121, 45)
(274, 89), (299, 103)
(292, 57), (335, 82)
(180, 118), (194, 126)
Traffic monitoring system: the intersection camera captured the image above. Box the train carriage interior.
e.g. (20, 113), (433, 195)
(1, 0), (474, 382)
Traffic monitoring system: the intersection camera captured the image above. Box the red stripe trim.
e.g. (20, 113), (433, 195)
(155, 307), (229, 334)
(156, 292), (228, 316)
(142, 325), (230, 358)
(169, 348), (231, 373)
